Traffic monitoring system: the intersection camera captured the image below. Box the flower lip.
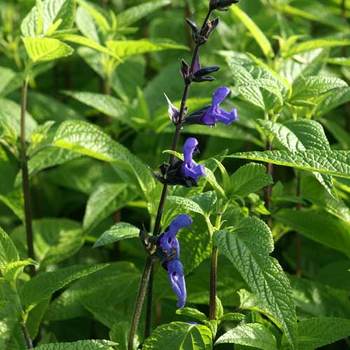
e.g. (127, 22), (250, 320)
(166, 259), (187, 308)
(185, 86), (238, 126)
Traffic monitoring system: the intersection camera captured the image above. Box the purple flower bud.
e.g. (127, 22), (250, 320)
(185, 86), (238, 126)
(181, 138), (206, 184)
(164, 93), (180, 124)
(192, 53), (220, 83)
(166, 259), (187, 308)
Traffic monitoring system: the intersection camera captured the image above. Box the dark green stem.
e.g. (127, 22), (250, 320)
(21, 323), (33, 349)
(128, 256), (154, 350)
(209, 246), (218, 320)
(20, 78), (36, 276)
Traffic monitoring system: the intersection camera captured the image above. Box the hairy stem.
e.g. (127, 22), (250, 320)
(20, 78), (36, 276)
(129, 9), (213, 349)
(128, 256), (154, 350)
(209, 246), (218, 320)
(21, 323), (33, 349)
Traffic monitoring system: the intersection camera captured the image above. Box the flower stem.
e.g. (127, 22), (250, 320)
(128, 9), (213, 348)
(209, 246), (218, 320)
(128, 256), (154, 350)
(21, 322), (33, 349)
(20, 78), (36, 277)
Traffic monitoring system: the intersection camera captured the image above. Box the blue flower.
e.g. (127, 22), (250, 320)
(182, 138), (206, 184)
(156, 138), (206, 187)
(157, 214), (192, 308)
(166, 259), (186, 308)
(158, 214), (192, 258)
(186, 86), (238, 126)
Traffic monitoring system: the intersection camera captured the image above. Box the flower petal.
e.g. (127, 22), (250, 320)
(215, 107), (239, 125)
(167, 259), (187, 308)
(212, 86), (231, 106)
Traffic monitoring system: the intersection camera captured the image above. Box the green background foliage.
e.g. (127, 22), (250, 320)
(0, 0), (350, 349)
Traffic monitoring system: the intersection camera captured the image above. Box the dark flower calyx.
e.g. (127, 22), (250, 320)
(199, 17), (219, 44)
(185, 18), (199, 41)
(210, 0), (240, 11)
(193, 65), (220, 82)
(181, 59), (191, 82)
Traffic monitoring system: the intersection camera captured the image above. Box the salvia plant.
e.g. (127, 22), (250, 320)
(0, 0), (350, 350)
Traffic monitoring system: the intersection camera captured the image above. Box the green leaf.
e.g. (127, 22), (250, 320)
(284, 37), (350, 58)
(230, 163), (273, 197)
(166, 196), (205, 216)
(291, 76), (347, 102)
(106, 39), (187, 59)
(76, 5), (100, 42)
(0, 98), (37, 139)
(64, 91), (129, 124)
(315, 86), (350, 117)
(176, 307), (208, 322)
(56, 34), (118, 59)
(77, 0), (110, 33)
(275, 209), (350, 257)
(117, 0), (170, 28)
(52, 120), (155, 198)
(283, 317), (350, 350)
(216, 323), (277, 350)
(94, 222), (139, 248)
(21, 0), (75, 37)
(83, 183), (129, 229)
(20, 264), (106, 312)
(228, 150), (350, 179)
(230, 6), (274, 58)
(33, 340), (118, 350)
(215, 217), (297, 347)
(12, 219), (85, 267)
(22, 37), (74, 63)
(143, 322), (212, 350)
(0, 226), (19, 273)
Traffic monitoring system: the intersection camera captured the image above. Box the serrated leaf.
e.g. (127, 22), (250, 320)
(275, 209), (350, 257)
(315, 86), (350, 117)
(228, 150), (350, 179)
(291, 76), (347, 102)
(216, 323), (277, 350)
(76, 6), (100, 42)
(231, 163), (273, 197)
(21, 0), (75, 37)
(166, 196), (205, 216)
(117, 0), (170, 28)
(77, 0), (110, 33)
(23, 37), (74, 63)
(176, 307), (208, 322)
(215, 217), (297, 347)
(12, 219), (85, 267)
(52, 120), (155, 198)
(83, 183), (129, 229)
(282, 317), (350, 350)
(33, 340), (118, 350)
(0, 226), (19, 273)
(94, 222), (139, 248)
(143, 322), (212, 350)
(230, 6), (274, 58)
(106, 39), (187, 59)
(0, 98), (37, 139)
(64, 91), (129, 124)
(20, 264), (106, 312)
